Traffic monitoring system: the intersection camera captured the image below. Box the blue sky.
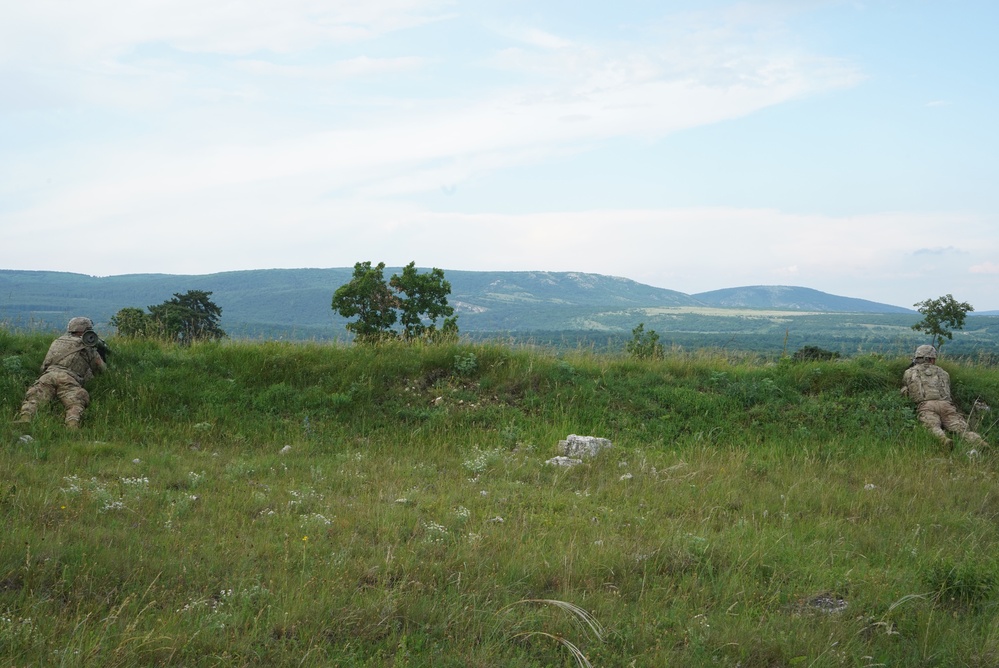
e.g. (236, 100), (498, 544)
(2, 0), (997, 310)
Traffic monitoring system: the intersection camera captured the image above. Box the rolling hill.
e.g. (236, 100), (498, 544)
(4, 268), (996, 356)
(692, 285), (914, 314)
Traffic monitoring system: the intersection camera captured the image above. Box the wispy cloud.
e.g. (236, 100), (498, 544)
(970, 262), (999, 275)
(913, 247), (964, 256)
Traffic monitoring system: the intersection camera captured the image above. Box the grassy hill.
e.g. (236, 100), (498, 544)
(4, 268), (998, 357)
(3, 333), (999, 666)
(693, 285), (915, 314)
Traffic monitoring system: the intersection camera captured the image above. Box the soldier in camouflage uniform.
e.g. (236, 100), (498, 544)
(16, 317), (107, 429)
(901, 345), (987, 449)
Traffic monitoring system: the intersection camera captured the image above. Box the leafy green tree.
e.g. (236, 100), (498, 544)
(390, 261), (457, 340)
(148, 290), (226, 343)
(110, 307), (152, 338)
(626, 323), (664, 359)
(911, 294), (974, 351)
(331, 262), (400, 343)
(331, 261), (458, 343)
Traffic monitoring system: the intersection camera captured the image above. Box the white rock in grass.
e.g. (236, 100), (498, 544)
(546, 456), (583, 467)
(280, 445), (292, 455)
(559, 434), (612, 459)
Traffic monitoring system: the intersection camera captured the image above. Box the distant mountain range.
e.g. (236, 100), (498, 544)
(2, 268), (996, 355)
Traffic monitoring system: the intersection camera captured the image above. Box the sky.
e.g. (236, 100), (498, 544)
(2, 0), (998, 311)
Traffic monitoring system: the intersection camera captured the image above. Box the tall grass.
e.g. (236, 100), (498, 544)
(2, 333), (999, 666)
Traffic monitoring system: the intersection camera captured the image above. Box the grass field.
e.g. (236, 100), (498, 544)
(2, 331), (999, 666)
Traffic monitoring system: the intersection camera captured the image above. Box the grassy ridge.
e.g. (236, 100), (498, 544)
(2, 333), (999, 666)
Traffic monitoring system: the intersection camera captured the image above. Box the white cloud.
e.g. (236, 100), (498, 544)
(234, 55), (430, 80)
(0, 0), (457, 63)
(2, 1), (996, 312)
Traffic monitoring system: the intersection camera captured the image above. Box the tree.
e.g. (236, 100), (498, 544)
(331, 262), (400, 343)
(331, 261), (458, 343)
(389, 262), (457, 340)
(911, 294), (974, 351)
(110, 307), (152, 338)
(626, 323), (664, 359)
(148, 290), (226, 343)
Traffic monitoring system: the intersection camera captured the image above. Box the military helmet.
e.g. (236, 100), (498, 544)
(913, 344), (937, 360)
(67, 317), (94, 334)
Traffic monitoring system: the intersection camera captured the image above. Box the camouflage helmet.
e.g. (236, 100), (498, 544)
(67, 317), (94, 334)
(913, 344), (937, 360)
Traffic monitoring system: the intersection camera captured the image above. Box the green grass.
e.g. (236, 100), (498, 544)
(2, 333), (999, 666)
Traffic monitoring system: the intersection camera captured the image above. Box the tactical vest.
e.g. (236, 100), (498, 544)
(42, 335), (97, 384)
(903, 364), (952, 403)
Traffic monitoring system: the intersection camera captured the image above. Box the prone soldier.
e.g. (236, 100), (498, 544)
(901, 344), (987, 449)
(16, 317), (107, 429)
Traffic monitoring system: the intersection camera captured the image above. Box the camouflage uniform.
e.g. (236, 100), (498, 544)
(901, 345), (987, 449)
(17, 317), (106, 428)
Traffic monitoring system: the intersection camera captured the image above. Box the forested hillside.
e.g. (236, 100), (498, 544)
(3, 268), (997, 357)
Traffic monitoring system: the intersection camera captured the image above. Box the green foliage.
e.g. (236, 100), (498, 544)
(791, 345), (841, 362)
(923, 560), (997, 610)
(109, 306), (152, 337)
(331, 261), (399, 343)
(332, 261), (457, 343)
(3, 333), (999, 666)
(390, 262), (457, 340)
(912, 294), (974, 351)
(625, 322), (664, 359)
(111, 291), (226, 343)
(148, 290), (226, 343)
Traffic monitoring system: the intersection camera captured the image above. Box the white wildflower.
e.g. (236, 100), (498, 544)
(100, 500), (126, 513)
(422, 520), (449, 544)
(121, 477), (149, 486)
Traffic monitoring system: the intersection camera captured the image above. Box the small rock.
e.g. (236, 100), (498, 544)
(280, 445), (292, 455)
(18, 435), (33, 444)
(546, 456), (583, 467)
(864, 483), (877, 491)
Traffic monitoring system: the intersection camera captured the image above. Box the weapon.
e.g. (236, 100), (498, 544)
(82, 329), (111, 362)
